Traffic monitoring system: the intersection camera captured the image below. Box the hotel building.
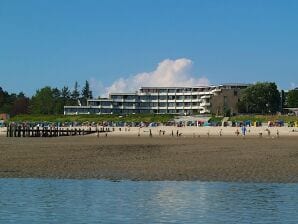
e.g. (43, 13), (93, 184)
(64, 84), (248, 116)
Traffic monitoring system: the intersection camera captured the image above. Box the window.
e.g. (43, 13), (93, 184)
(150, 96), (158, 100)
(101, 101), (111, 106)
(159, 96), (167, 100)
(140, 96), (149, 101)
(159, 89), (167, 93)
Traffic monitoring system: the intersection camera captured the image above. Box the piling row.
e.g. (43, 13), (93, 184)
(6, 124), (107, 137)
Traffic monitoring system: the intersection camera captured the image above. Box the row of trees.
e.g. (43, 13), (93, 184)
(0, 88), (29, 116)
(237, 82), (298, 114)
(0, 81), (92, 116)
(1, 81), (298, 117)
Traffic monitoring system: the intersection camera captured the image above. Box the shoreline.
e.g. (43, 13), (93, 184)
(1, 136), (298, 183)
(2, 126), (298, 137)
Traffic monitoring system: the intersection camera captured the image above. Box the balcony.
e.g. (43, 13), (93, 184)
(158, 92), (168, 95)
(200, 102), (211, 107)
(123, 99), (137, 102)
(112, 98), (124, 102)
(123, 106), (136, 110)
(100, 105), (113, 109)
(201, 95), (211, 99)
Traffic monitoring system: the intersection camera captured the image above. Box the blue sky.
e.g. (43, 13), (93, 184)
(0, 0), (298, 96)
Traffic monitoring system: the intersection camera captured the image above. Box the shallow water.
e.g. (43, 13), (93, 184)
(0, 179), (298, 223)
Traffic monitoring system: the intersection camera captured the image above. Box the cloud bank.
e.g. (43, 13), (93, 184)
(91, 58), (210, 97)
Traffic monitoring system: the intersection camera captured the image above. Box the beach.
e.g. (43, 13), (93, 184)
(1, 133), (298, 183)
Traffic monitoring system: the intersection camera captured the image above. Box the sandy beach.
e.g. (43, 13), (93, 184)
(1, 134), (298, 183)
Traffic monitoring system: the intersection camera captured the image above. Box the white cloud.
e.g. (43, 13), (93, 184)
(91, 58), (210, 97)
(290, 82), (297, 89)
(89, 77), (104, 98)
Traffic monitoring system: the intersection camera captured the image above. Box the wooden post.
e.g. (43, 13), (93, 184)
(22, 125), (25, 137)
(18, 126), (21, 137)
(10, 124), (13, 137)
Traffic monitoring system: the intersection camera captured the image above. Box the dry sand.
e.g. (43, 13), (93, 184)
(0, 135), (298, 183)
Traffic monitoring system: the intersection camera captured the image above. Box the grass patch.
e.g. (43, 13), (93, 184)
(9, 114), (175, 123)
(229, 115), (298, 123)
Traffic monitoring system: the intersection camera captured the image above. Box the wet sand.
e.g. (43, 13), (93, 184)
(0, 135), (298, 183)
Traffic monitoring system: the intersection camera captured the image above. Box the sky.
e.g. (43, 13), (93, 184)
(0, 0), (298, 97)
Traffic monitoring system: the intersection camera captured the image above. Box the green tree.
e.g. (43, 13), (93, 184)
(238, 82), (281, 114)
(81, 80), (93, 105)
(61, 86), (71, 104)
(286, 89), (298, 108)
(0, 87), (19, 114)
(10, 97), (30, 116)
(52, 88), (64, 114)
(71, 81), (80, 103)
(31, 86), (56, 114)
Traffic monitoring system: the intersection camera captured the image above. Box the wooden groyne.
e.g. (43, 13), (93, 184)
(6, 124), (111, 138)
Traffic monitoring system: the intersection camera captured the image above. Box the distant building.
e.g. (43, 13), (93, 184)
(64, 84), (248, 116)
(0, 113), (10, 121)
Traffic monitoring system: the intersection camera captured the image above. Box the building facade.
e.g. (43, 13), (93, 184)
(64, 84), (248, 116)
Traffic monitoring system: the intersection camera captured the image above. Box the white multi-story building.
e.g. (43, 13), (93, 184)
(64, 84), (248, 115)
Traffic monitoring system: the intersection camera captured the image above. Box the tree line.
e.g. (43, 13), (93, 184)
(1, 81), (298, 117)
(237, 82), (298, 114)
(0, 80), (92, 116)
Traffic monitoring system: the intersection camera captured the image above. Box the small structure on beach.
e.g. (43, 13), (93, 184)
(0, 113), (10, 121)
(284, 108), (298, 116)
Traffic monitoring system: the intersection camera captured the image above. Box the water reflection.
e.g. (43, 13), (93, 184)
(0, 179), (297, 223)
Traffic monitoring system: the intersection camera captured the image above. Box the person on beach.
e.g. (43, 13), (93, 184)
(241, 126), (247, 136)
(265, 128), (271, 136)
(235, 129), (240, 136)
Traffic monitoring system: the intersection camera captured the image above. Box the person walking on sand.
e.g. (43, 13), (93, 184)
(241, 126), (247, 136)
(265, 128), (271, 137)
